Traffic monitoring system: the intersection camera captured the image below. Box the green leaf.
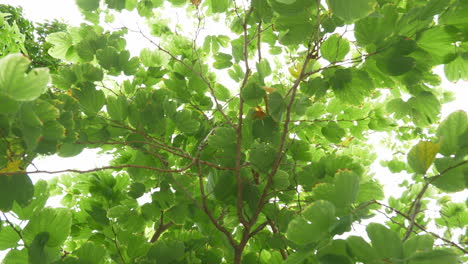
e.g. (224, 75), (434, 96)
(302, 200), (336, 229)
(0, 174), (34, 212)
(208, 127), (237, 157)
(330, 69), (374, 104)
(43, 121), (66, 141)
(166, 204), (189, 224)
(439, 3), (468, 25)
(290, 140), (311, 161)
(174, 109), (200, 134)
(346, 236), (379, 263)
(214, 83), (231, 101)
(241, 79), (265, 106)
(404, 235), (434, 257)
(257, 59), (272, 79)
(321, 122), (345, 143)
(75, 241), (107, 263)
(326, 0), (377, 23)
(436, 110), (467, 156)
(319, 254), (352, 264)
(356, 180), (384, 203)
(12, 180), (49, 220)
(73, 63), (104, 83)
(107, 95), (128, 121)
(432, 157), (467, 192)
(376, 53), (416, 76)
(409, 92), (441, 127)
(408, 249), (458, 264)
(28, 232), (49, 264)
(283, 247), (314, 264)
(209, 0), (229, 13)
(273, 170), (290, 189)
(287, 200), (335, 245)
(366, 223), (403, 260)
(301, 77), (328, 97)
(332, 170), (360, 208)
(76, 0), (100, 11)
(2, 249), (28, 264)
(0, 54), (50, 101)
(209, 171), (236, 202)
(46, 32), (74, 60)
(73, 85), (106, 116)
(268, 92), (286, 122)
(354, 5), (398, 47)
(23, 208), (72, 247)
(213, 52), (233, 69)
(147, 240), (185, 264)
(444, 53), (468, 82)
(105, 0), (126, 10)
(269, 0), (316, 16)
(436, 202), (467, 228)
(276, 0), (296, 4)
(407, 141), (441, 174)
(417, 26), (457, 64)
(128, 182), (146, 199)
(320, 34), (350, 62)
(250, 142), (276, 172)
(0, 225), (21, 250)
(140, 48), (170, 67)
(286, 217), (318, 245)
(58, 143), (85, 158)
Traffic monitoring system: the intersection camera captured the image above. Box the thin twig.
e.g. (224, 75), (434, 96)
(130, 27), (236, 129)
(374, 201), (467, 254)
(404, 160), (468, 241)
(1, 213), (24, 245)
(0, 163), (194, 176)
(150, 212), (174, 243)
(110, 224), (127, 264)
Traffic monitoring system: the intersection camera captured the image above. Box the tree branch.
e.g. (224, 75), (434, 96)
(373, 200), (467, 254)
(150, 212), (174, 243)
(403, 160), (468, 241)
(131, 27), (236, 130)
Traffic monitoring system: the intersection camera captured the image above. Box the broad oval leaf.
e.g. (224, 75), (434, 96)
(407, 141), (441, 174)
(0, 54), (50, 101)
(320, 34), (350, 62)
(22, 207), (72, 247)
(436, 110), (467, 156)
(366, 223), (403, 260)
(327, 0), (377, 23)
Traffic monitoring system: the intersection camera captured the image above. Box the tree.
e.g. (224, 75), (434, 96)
(0, 0), (467, 263)
(0, 4), (67, 72)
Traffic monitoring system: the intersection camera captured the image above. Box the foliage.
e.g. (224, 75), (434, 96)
(0, 4), (67, 72)
(0, 0), (467, 263)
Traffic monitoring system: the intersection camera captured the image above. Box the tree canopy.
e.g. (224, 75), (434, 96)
(0, 0), (467, 263)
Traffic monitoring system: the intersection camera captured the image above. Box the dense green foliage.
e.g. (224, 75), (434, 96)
(0, 0), (467, 263)
(0, 4), (67, 72)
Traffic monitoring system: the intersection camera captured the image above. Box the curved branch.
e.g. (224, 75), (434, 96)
(150, 212), (174, 243)
(374, 200), (467, 254)
(0, 163), (195, 176)
(404, 160), (468, 241)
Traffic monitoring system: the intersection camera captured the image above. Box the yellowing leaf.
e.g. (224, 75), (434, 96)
(288, 65), (301, 78)
(0, 160), (23, 174)
(407, 141), (441, 174)
(261, 86), (276, 93)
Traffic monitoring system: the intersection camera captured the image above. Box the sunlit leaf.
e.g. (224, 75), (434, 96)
(0, 54), (50, 101)
(327, 0), (377, 23)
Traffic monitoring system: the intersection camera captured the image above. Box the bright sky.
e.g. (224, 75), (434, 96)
(1, 0), (467, 260)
